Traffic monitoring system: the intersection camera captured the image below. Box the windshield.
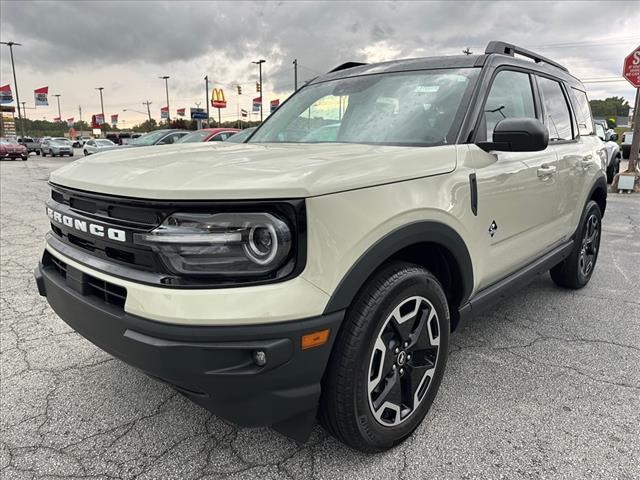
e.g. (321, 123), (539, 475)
(226, 127), (256, 143)
(177, 130), (211, 143)
(0, 138), (18, 145)
(132, 130), (169, 146)
(250, 68), (478, 146)
(96, 139), (115, 146)
(53, 138), (71, 143)
(50, 140), (66, 145)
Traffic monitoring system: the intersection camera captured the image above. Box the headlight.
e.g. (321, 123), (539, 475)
(133, 212), (292, 277)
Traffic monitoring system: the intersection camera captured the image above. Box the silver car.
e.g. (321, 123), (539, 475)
(83, 139), (118, 155)
(41, 138), (74, 157)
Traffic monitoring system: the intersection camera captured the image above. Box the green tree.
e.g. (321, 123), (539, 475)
(589, 96), (630, 118)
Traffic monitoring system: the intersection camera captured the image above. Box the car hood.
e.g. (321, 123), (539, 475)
(49, 142), (458, 199)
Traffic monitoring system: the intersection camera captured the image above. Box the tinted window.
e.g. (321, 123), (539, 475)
(570, 88), (594, 136)
(538, 77), (573, 141)
(482, 70), (536, 142)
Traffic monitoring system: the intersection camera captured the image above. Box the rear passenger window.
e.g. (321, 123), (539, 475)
(481, 70), (536, 142)
(569, 88), (594, 136)
(538, 77), (573, 141)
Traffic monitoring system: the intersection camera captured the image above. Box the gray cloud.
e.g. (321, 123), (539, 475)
(1, 0), (638, 122)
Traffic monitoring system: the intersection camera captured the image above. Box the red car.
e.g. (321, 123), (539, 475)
(176, 128), (240, 143)
(0, 138), (28, 161)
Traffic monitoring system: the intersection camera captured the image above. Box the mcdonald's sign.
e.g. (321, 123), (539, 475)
(211, 88), (227, 109)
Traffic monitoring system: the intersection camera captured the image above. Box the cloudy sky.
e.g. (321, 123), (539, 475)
(1, 0), (638, 126)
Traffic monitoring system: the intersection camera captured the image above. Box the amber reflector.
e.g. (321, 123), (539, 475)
(301, 329), (330, 350)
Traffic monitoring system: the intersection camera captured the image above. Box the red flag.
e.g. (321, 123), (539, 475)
(111, 114), (118, 126)
(161, 106), (169, 119)
(177, 108), (185, 117)
(0, 84), (13, 104)
(66, 118), (75, 127)
(270, 99), (280, 113)
(34, 86), (49, 106)
(53, 117), (61, 122)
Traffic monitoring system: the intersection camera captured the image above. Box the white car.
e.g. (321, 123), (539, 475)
(83, 139), (118, 155)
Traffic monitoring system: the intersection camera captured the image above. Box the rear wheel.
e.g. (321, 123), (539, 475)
(550, 200), (601, 289)
(320, 262), (449, 452)
(606, 156), (620, 183)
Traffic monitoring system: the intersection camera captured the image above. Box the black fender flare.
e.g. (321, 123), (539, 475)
(587, 175), (607, 218)
(322, 221), (474, 314)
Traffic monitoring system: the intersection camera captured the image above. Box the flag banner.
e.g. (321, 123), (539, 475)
(53, 117), (61, 122)
(161, 106), (169, 119)
(34, 86), (49, 106)
(111, 114), (118, 126)
(240, 109), (248, 118)
(252, 97), (261, 113)
(66, 118), (74, 127)
(270, 99), (280, 113)
(212, 88), (227, 109)
(95, 113), (105, 125)
(177, 108), (185, 117)
(0, 84), (13, 104)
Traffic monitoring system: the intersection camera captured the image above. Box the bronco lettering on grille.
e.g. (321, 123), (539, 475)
(47, 207), (127, 242)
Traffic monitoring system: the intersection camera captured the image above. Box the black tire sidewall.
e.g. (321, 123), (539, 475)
(350, 268), (450, 449)
(575, 201), (602, 285)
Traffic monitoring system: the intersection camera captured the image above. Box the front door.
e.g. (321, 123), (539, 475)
(471, 69), (561, 288)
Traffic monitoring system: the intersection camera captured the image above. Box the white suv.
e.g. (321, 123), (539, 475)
(36, 41), (607, 452)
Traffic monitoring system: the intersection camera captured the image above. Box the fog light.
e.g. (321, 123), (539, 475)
(253, 350), (267, 366)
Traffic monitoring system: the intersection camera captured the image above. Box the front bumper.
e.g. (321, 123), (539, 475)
(1, 152), (27, 158)
(35, 257), (344, 441)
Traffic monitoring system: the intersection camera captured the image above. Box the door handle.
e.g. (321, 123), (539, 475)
(537, 164), (557, 178)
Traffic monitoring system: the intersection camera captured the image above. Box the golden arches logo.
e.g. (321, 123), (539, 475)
(211, 88), (227, 108)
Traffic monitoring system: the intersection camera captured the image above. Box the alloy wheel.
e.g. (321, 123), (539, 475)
(367, 295), (440, 426)
(579, 213), (600, 277)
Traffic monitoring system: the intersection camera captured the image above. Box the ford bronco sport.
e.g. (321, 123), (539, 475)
(35, 41), (607, 452)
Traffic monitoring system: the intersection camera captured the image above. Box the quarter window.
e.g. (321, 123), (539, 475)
(538, 77), (573, 141)
(481, 70), (536, 142)
(569, 88), (594, 136)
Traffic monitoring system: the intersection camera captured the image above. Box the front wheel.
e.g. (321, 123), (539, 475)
(84, 150), (89, 156)
(320, 262), (449, 452)
(550, 200), (601, 289)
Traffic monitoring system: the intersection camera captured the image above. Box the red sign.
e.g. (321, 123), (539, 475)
(211, 88), (227, 109)
(623, 46), (640, 88)
(161, 106), (169, 119)
(177, 108), (185, 117)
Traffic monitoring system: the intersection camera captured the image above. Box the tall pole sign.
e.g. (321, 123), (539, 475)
(622, 45), (640, 173)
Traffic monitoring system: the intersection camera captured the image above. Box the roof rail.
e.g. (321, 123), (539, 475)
(485, 41), (568, 72)
(328, 62), (367, 73)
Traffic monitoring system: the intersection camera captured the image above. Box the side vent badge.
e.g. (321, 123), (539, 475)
(488, 220), (498, 238)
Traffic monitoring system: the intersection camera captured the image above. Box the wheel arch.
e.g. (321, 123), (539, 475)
(588, 175), (607, 218)
(322, 221), (474, 330)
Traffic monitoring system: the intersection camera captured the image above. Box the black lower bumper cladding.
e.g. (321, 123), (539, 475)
(35, 254), (343, 441)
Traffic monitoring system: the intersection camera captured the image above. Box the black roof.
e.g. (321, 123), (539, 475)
(312, 40), (583, 89)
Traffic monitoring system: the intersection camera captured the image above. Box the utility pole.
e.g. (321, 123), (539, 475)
(204, 75), (210, 128)
(54, 94), (61, 120)
(95, 87), (105, 130)
(627, 88), (639, 173)
(252, 59), (265, 122)
(142, 101), (152, 121)
(293, 59), (298, 91)
(159, 76), (170, 122)
(1, 41), (26, 139)
(79, 105), (83, 137)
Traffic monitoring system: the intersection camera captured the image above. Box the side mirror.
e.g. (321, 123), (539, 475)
(477, 117), (548, 152)
(609, 133), (619, 142)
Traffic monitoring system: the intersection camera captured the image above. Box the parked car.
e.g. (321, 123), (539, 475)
(177, 128), (240, 143)
(41, 138), (74, 157)
(225, 127), (257, 143)
(595, 121), (621, 183)
(17, 136), (41, 155)
(76, 136), (92, 147)
(83, 138), (118, 155)
(36, 41), (608, 452)
(0, 138), (28, 160)
(621, 131), (633, 159)
(121, 129), (189, 148)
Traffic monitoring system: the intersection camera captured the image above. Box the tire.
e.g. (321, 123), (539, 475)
(84, 150), (89, 156)
(550, 200), (602, 289)
(606, 156), (620, 184)
(21, 156), (27, 161)
(36, 150), (40, 156)
(319, 262), (450, 452)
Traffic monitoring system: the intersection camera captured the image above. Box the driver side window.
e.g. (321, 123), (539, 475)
(481, 70), (536, 142)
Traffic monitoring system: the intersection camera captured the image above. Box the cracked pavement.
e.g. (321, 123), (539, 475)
(1, 155), (639, 479)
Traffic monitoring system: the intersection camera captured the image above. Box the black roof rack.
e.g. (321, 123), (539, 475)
(485, 41), (568, 72)
(328, 62), (368, 73)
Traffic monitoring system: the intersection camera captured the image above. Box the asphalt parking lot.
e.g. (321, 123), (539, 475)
(1, 154), (639, 480)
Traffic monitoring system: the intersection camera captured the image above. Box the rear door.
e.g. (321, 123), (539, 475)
(471, 68), (562, 288)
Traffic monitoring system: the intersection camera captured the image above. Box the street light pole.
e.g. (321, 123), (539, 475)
(252, 59), (265, 122)
(142, 101), (152, 121)
(159, 76), (170, 122)
(95, 87), (105, 129)
(1, 41), (25, 139)
(204, 75), (210, 128)
(54, 94), (61, 120)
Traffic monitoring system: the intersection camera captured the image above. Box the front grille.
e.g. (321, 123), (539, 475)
(43, 251), (127, 309)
